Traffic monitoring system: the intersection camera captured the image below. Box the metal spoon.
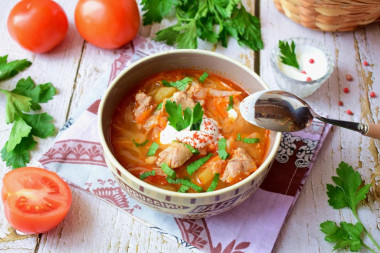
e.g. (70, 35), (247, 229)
(240, 90), (380, 139)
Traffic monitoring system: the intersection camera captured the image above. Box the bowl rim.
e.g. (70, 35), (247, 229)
(98, 49), (282, 199)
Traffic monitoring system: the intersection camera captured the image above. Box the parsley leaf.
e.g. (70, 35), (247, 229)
(187, 153), (212, 175)
(0, 89), (31, 123)
(6, 117), (32, 152)
(199, 72), (208, 82)
(207, 173), (220, 192)
(183, 143), (199, 154)
(1, 135), (37, 169)
(140, 170), (156, 180)
(279, 40), (300, 70)
(166, 177), (203, 192)
(321, 162), (380, 252)
(133, 139), (149, 147)
(227, 95), (233, 111)
(0, 55), (31, 81)
(218, 138), (229, 160)
(156, 102), (163, 111)
(161, 162), (176, 179)
(22, 113), (55, 138)
(144, 1), (263, 51)
(320, 221), (363, 252)
(147, 142), (159, 156)
(190, 102), (203, 131)
(162, 77), (192, 91)
(165, 101), (192, 131)
(243, 138), (260, 144)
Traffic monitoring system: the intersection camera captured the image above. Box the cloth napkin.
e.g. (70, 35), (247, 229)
(39, 36), (331, 253)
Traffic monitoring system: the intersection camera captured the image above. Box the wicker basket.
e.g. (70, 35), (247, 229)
(273, 0), (380, 32)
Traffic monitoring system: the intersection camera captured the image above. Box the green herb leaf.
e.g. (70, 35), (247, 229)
(190, 102), (203, 131)
(243, 138), (260, 144)
(327, 162), (371, 212)
(227, 95), (233, 111)
(0, 55), (31, 81)
(156, 102), (163, 111)
(22, 113), (55, 139)
(207, 173), (220, 192)
(167, 177), (203, 193)
(161, 162), (176, 179)
(6, 117), (32, 152)
(218, 138), (229, 160)
(320, 221), (364, 252)
(279, 40), (300, 70)
(12, 77), (56, 111)
(183, 143), (199, 154)
(147, 142), (159, 156)
(174, 20), (198, 49)
(133, 139), (149, 147)
(155, 25), (180, 46)
(178, 184), (190, 193)
(1, 135), (37, 169)
(165, 100), (191, 131)
(236, 133), (241, 141)
(140, 170), (156, 180)
(187, 153), (212, 175)
(141, 0), (179, 25)
(0, 89), (31, 123)
(199, 72), (208, 82)
(162, 77), (192, 91)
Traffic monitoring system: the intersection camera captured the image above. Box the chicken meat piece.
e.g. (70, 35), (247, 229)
(171, 91), (196, 109)
(133, 92), (154, 122)
(221, 148), (257, 183)
(157, 142), (192, 168)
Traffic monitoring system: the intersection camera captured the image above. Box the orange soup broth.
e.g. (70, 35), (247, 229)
(110, 69), (270, 192)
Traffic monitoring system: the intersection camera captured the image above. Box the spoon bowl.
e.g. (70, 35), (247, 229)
(240, 90), (380, 139)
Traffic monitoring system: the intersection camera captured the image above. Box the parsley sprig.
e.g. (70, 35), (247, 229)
(165, 100), (203, 131)
(162, 77), (192, 91)
(0, 56), (56, 169)
(142, 0), (263, 51)
(320, 162), (380, 252)
(278, 40), (300, 70)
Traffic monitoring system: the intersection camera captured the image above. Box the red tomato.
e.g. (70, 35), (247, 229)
(7, 0), (68, 53)
(75, 0), (140, 49)
(2, 167), (72, 234)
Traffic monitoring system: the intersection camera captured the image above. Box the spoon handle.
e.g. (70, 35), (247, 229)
(316, 116), (380, 139)
(365, 123), (380, 139)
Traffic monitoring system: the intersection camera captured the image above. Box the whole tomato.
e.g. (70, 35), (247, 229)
(2, 167), (72, 234)
(7, 0), (68, 53)
(75, 0), (140, 49)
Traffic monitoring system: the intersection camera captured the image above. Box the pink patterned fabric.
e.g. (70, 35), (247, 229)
(39, 36), (331, 253)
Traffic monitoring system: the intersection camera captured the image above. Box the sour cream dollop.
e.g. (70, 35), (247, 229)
(160, 116), (221, 149)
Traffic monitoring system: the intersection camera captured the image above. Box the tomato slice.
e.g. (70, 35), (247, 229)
(2, 167), (72, 234)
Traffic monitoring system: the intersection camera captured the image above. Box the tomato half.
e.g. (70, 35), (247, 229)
(2, 167), (72, 234)
(7, 0), (68, 53)
(75, 0), (140, 49)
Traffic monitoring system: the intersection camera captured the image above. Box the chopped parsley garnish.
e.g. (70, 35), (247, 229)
(178, 184), (190, 193)
(165, 100), (203, 131)
(279, 40), (300, 70)
(207, 173), (220, 192)
(218, 138), (229, 160)
(236, 133), (241, 141)
(156, 102), (163, 111)
(147, 142), (159, 156)
(142, 1), (263, 51)
(162, 77), (193, 91)
(187, 153), (213, 175)
(243, 138), (260, 144)
(183, 143), (200, 154)
(227, 95), (233, 111)
(167, 177), (203, 193)
(199, 72), (209, 82)
(190, 102), (203, 131)
(139, 170), (156, 180)
(161, 162), (176, 179)
(133, 139), (148, 147)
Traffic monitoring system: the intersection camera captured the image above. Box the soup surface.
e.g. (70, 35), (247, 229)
(110, 70), (270, 193)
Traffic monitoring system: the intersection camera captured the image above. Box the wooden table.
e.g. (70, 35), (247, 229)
(1, 1), (379, 252)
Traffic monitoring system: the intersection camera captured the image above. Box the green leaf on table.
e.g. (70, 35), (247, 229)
(141, 0), (179, 25)
(320, 221), (364, 252)
(0, 55), (31, 81)
(0, 89), (31, 123)
(1, 135), (37, 169)
(327, 161), (371, 212)
(155, 25), (180, 46)
(278, 40), (300, 70)
(6, 117), (32, 152)
(21, 113), (55, 138)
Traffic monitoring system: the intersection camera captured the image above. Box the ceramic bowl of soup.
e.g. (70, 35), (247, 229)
(98, 50), (282, 219)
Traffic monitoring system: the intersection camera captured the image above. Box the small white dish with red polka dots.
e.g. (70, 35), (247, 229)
(270, 37), (334, 98)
